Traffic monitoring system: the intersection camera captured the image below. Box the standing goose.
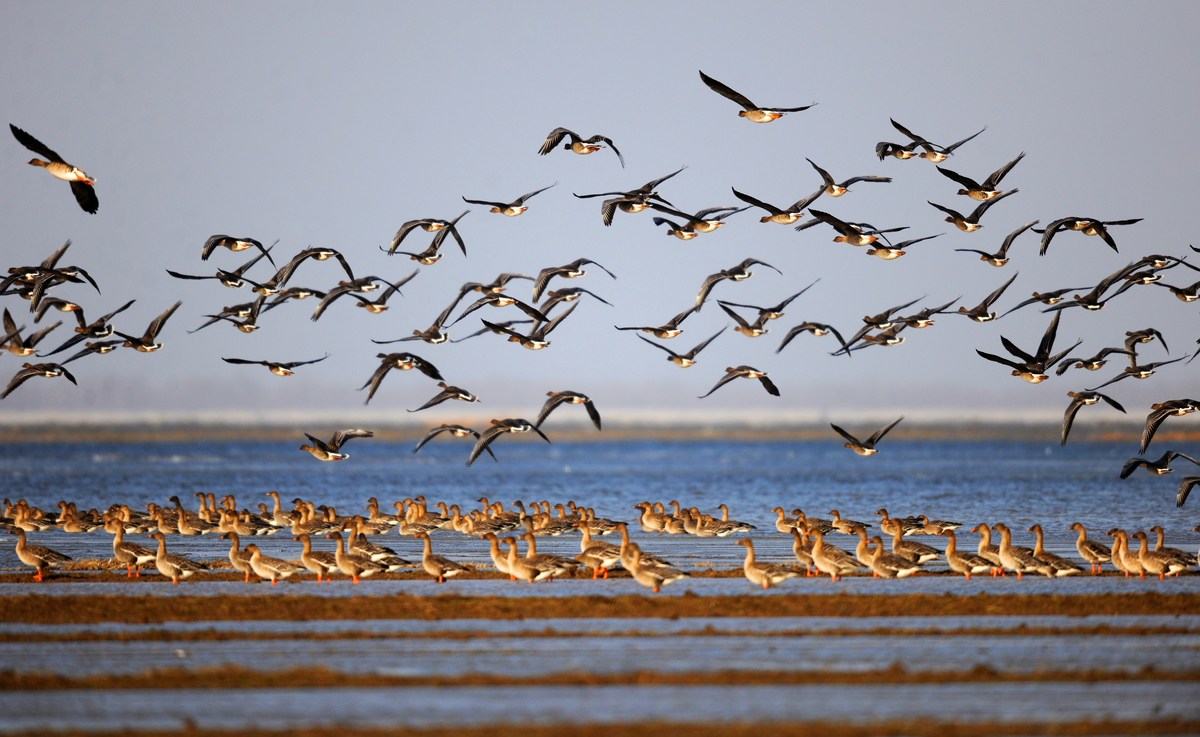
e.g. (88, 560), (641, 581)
(1066, 523), (1111, 574)
(105, 520), (156, 577)
(809, 529), (864, 581)
(941, 529), (992, 579)
(574, 523), (621, 579)
(992, 523), (1051, 579)
(867, 535), (922, 578)
(147, 531), (206, 584)
(1027, 524), (1083, 576)
(625, 542), (688, 593)
(736, 538), (799, 589)
(970, 523), (1003, 573)
(325, 531), (384, 584)
(9, 124), (97, 213)
(294, 533), (338, 583)
(220, 531), (255, 583)
(245, 543), (304, 584)
(1129, 531), (1189, 580)
(9, 528), (71, 581)
(698, 70), (815, 122)
(1148, 525), (1197, 569)
(889, 524), (940, 564)
(413, 531), (468, 583)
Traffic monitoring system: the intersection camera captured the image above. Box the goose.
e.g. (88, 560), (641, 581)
(698, 70), (815, 122)
(624, 542), (688, 592)
(915, 515), (962, 535)
(466, 418), (550, 466)
(463, 183), (556, 216)
(889, 524), (940, 564)
(1036, 216), (1143, 255)
(958, 272), (1019, 322)
(790, 527), (816, 575)
(1, 361), (76, 400)
(809, 209), (907, 247)
(955, 220), (1039, 267)
(831, 417), (903, 456)
(772, 507), (800, 534)
(775, 322), (848, 355)
(992, 523), (1052, 579)
(1129, 531), (1189, 580)
(538, 128), (623, 166)
(613, 522), (673, 569)
(167, 248), (273, 289)
(929, 190), (1017, 232)
(636, 327), (726, 367)
(519, 531), (579, 581)
(115, 301), (182, 352)
(1139, 399), (1200, 455)
(1148, 525), (1198, 569)
(294, 533), (338, 583)
(615, 304), (701, 339)
(245, 543), (304, 584)
(105, 520), (155, 577)
(412, 424), (495, 460)
(574, 525), (623, 579)
(536, 390), (601, 430)
(1061, 390), (1126, 445)
(1120, 450), (1200, 480)
(360, 352), (443, 405)
(1066, 523), (1111, 574)
(299, 429), (373, 461)
(479, 532), (514, 579)
(699, 365), (779, 398)
(887, 118), (985, 163)
(325, 531), (384, 584)
(736, 538), (799, 589)
(147, 531), (206, 584)
(9, 528), (71, 581)
(413, 531), (468, 583)
(9, 124), (97, 213)
(936, 152), (1025, 200)
(867, 536), (922, 578)
(731, 186), (822, 225)
(481, 302), (578, 350)
(806, 158), (891, 197)
(220, 531), (255, 583)
(694, 258), (781, 308)
(1027, 524), (1083, 576)
(809, 529), (864, 581)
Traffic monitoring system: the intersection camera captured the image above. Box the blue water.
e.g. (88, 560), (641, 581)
(2, 438), (1196, 575)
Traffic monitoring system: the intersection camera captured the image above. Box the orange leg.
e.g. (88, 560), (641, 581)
(352, 574), (360, 584)
(1017, 571), (1023, 580)
(602, 568), (608, 580)
(965, 573), (971, 580)
(762, 580), (769, 590)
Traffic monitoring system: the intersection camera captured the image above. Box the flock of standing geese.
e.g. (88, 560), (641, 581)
(4, 493), (1199, 589)
(4, 69), (1199, 586)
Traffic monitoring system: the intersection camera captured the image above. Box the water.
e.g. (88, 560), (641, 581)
(2, 438), (1196, 576)
(2, 683), (1196, 732)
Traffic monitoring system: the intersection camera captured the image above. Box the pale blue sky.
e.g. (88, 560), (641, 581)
(2, 2), (1198, 427)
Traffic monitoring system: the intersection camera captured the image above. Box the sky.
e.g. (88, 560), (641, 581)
(2, 1), (1198, 430)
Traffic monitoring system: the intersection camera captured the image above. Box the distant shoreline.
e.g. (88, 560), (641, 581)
(0, 420), (1190, 445)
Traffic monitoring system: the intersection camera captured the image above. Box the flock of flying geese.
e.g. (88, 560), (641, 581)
(3, 68), (1199, 506)
(5, 494), (1198, 589)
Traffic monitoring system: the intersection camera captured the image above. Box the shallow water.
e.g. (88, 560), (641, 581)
(1, 683), (1196, 731)
(7, 614), (1196, 637)
(3, 438), (1198, 582)
(5, 632), (1198, 678)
